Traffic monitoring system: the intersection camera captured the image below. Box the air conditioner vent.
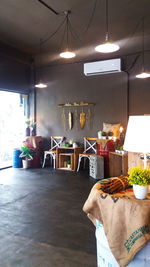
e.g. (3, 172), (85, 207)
(84, 58), (121, 76)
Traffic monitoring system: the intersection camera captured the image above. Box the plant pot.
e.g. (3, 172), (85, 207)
(133, 184), (148, 200)
(22, 159), (33, 169)
(73, 143), (77, 148)
(25, 126), (30, 136)
(30, 127), (36, 136)
(102, 136), (106, 140)
(67, 164), (71, 169)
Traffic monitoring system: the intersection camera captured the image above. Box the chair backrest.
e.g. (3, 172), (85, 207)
(83, 137), (97, 154)
(51, 136), (64, 150)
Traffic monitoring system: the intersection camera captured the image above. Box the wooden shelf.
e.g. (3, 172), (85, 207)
(58, 167), (73, 171)
(57, 147), (83, 171)
(110, 151), (126, 156)
(58, 102), (95, 108)
(59, 153), (74, 156)
(59, 147), (77, 150)
(59, 153), (74, 170)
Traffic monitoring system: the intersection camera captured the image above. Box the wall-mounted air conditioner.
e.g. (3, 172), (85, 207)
(84, 58), (121, 76)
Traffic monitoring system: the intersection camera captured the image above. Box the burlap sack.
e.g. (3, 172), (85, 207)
(83, 182), (150, 267)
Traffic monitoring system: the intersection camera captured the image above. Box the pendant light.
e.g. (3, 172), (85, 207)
(136, 18), (150, 79)
(35, 39), (47, 88)
(95, 0), (120, 53)
(35, 82), (47, 88)
(59, 11), (76, 59)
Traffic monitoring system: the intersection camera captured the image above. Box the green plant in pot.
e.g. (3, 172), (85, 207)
(127, 166), (150, 199)
(67, 160), (71, 169)
(115, 145), (124, 154)
(20, 144), (36, 169)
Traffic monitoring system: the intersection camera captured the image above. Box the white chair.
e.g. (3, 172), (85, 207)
(42, 136), (64, 169)
(77, 137), (97, 172)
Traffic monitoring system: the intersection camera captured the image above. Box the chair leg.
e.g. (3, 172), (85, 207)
(42, 153), (47, 168)
(50, 155), (53, 166)
(77, 156), (82, 172)
(53, 155), (56, 169)
(83, 157), (87, 169)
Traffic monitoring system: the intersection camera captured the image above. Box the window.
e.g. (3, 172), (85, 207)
(0, 91), (28, 169)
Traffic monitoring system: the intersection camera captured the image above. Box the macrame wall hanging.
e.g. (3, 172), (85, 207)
(58, 102), (95, 131)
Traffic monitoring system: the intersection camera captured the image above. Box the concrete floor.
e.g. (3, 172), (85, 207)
(0, 168), (97, 267)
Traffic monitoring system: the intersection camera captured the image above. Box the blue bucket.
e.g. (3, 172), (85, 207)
(13, 149), (22, 168)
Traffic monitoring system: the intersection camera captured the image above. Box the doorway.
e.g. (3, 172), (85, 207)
(0, 91), (27, 169)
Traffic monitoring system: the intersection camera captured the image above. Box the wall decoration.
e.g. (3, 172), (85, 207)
(61, 108), (66, 130)
(80, 110), (86, 129)
(86, 108), (92, 130)
(74, 109), (78, 130)
(68, 111), (73, 130)
(58, 102), (95, 130)
(58, 102), (95, 108)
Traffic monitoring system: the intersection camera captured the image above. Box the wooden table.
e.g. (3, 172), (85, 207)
(56, 147), (83, 171)
(83, 182), (150, 267)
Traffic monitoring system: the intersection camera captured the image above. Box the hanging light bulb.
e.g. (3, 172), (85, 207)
(35, 82), (47, 88)
(59, 11), (76, 59)
(60, 50), (75, 58)
(95, 42), (119, 53)
(136, 18), (150, 79)
(136, 72), (150, 79)
(35, 39), (47, 88)
(95, 0), (120, 53)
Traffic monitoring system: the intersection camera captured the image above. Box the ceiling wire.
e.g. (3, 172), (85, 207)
(142, 17), (145, 70)
(66, 12), (69, 49)
(122, 17), (145, 73)
(38, 0), (59, 15)
(38, 39), (42, 79)
(83, 0), (98, 34)
(41, 11), (82, 48)
(41, 16), (66, 45)
(124, 54), (140, 73)
(38, 1), (147, 63)
(68, 17), (83, 43)
(105, 0), (109, 40)
(59, 18), (67, 50)
(40, 0), (99, 47)
(121, 17), (143, 48)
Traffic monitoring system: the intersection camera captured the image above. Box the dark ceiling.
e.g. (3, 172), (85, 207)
(0, 0), (150, 65)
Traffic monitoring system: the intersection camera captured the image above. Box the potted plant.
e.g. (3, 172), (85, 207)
(19, 144), (36, 169)
(127, 166), (150, 199)
(67, 160), (71, 169)
(73, 142), (77, 148)
(101, 131), (107, 139)
(115, 145), (124, 154)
